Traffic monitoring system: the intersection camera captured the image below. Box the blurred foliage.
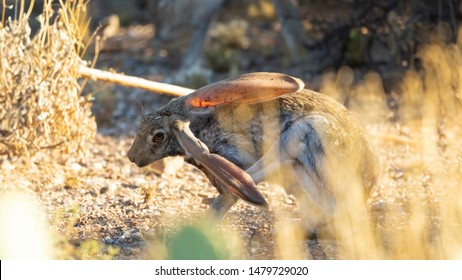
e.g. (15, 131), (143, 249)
(147, 218), (244, 260)
(167, 225), (223, 260)
(0, 190), (54, 259)
(206, 19), (250, 74)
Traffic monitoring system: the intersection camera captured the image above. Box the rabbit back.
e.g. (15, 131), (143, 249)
(189, 89), (378, 192)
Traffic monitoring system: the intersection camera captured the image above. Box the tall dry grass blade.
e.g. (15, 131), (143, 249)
(25, 0), (33, 18)
(2, 0), (6, 26)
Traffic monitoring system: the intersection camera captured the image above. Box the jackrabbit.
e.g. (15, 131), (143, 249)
(128, 72), (378, 232)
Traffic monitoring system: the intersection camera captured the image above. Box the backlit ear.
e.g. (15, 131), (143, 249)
(185, 72), (304, 110)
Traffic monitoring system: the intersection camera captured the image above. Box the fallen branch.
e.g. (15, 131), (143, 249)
(77, 65), (194, 97)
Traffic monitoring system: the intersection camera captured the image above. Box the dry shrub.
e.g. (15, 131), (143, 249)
(0, 0), (95, 158)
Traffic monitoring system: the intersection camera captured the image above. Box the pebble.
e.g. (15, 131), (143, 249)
(1, 160), (15, 171)
(93, 160), (107, 170)
(108, 183), (118, 192)
(70, 162), (83, 172)
(134, 177), (148, 186)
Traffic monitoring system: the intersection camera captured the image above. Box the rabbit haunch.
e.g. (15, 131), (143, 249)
(128, 74), (378, 232)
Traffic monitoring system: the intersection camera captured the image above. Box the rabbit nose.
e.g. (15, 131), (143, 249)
(127, 148), (136, 162)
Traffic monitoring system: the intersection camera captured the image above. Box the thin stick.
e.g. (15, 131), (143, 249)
(77, 65), (194, 97)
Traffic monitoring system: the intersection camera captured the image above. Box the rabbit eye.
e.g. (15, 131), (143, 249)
(152, 132), (165, 143)
(147, 130), (166, 144)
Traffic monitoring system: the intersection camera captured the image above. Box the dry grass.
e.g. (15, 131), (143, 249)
(317, 29), (462, 259)
(0, 0), (95, 158)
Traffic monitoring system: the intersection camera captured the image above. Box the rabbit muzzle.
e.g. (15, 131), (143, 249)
(127, 150), (150, 167)
(128, 153), (154, 168)
(127, 139), (155, 167)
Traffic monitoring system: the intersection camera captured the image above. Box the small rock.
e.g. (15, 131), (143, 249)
(0, 159), (15, 171)
(89, 189), (98, 197)
(103, 236), (115, 244)
(93, 160), (106, 170)
(134, 177), (148, 186)
(70, 162), (82, 172)
(108, 183), (118, 192)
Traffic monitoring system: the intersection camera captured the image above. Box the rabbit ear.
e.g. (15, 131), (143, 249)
(185, 72), (304, 109)
(171, 120), (267, 206)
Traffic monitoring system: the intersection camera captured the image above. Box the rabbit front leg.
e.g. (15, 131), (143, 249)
(200, 166), (239, 218)
(209, 193), (238, 217)
(185, 157), (238, 218)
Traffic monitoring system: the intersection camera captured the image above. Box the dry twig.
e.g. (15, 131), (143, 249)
(77, 65), (194, 97)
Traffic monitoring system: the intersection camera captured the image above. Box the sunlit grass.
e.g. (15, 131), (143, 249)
(314, 27), (462, 259)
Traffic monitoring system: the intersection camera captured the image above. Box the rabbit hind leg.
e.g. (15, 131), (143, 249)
(246, 115), (336, 230)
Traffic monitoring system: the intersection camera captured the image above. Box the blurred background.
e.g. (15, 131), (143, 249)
(5, 0), (461, 131)
(76, 0), (462, 132)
